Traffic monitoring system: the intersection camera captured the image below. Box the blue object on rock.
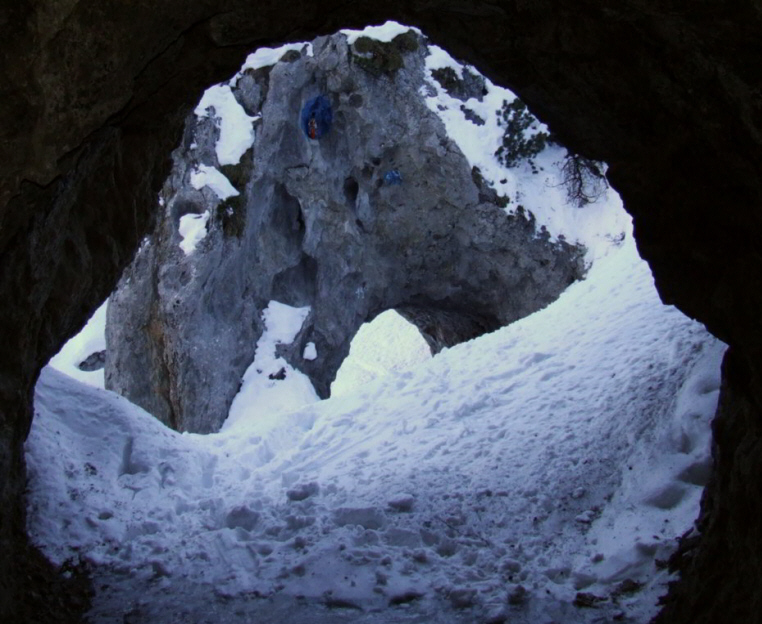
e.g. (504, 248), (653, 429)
(301, 95), (333, 140)
(384, 169), (403, 185)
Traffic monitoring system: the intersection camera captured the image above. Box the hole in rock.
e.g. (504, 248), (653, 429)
(343, 176), (359, 208)
(31, 20), (728, 624)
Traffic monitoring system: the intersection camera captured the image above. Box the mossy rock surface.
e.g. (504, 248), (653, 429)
(494, 99), (550, 168)
(279, 49), (301, 63)
(392, 30), (419, 53)
(351, 31), (419, 77)
(432, 67), (460, 92)
(431, 66), (487, 102)
(215, 149), (252, 238)
(219, 147), (254, 189)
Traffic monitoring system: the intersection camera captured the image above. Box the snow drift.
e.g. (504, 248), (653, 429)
(28, 217), (724, 622)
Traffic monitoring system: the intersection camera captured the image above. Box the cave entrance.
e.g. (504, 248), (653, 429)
(26, 18), (729, 624)
(395, 305), (502, 355)
(32, 217), (725, 623)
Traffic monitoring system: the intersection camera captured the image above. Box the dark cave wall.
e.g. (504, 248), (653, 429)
(653, 348), (762, 624)
(1, 1), (761, 621)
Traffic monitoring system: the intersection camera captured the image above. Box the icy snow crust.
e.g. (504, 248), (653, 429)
(28, 225), (724, 622)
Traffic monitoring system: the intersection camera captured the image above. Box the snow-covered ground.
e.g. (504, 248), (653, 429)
(28, 218), (724, 623)
(332, 311), (432, 399)
(33, 22), (726, 624)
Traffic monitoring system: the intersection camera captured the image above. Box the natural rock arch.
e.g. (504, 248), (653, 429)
(1, 3), (761, 622)
(105, 30), (584, 433)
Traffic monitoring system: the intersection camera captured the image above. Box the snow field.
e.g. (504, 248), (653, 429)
(27, 224), (724, 622)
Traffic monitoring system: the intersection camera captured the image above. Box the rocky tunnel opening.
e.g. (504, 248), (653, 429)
(396, 304), (502, 354)
(3, 5), (761, 624)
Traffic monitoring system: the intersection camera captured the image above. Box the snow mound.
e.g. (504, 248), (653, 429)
(47, 300), (108, 388)
(332, 310), (432, 398)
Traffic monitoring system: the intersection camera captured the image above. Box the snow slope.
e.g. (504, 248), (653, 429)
(421, 40), (622, 256)
(332, 310), (432, 399)
(47, 300), (108, 388)
(27, 219), (724, 623)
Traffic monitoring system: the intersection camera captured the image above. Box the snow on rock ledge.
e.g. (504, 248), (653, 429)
(194, 85), (256, 166)
(189, 165), (239, 200)
(222, 301), (318, 432)
(178, 211), (210, 255)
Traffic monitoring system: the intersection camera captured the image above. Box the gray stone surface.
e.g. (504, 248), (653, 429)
(105, 31), (585, 434)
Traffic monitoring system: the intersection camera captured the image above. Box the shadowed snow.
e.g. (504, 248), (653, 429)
(27, 219), (724, 623)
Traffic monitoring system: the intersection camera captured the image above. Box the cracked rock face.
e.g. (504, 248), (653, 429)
(105, 32), (585, 433)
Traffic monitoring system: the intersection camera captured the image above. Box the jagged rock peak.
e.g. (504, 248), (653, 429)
(105, 29), (585, 433)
